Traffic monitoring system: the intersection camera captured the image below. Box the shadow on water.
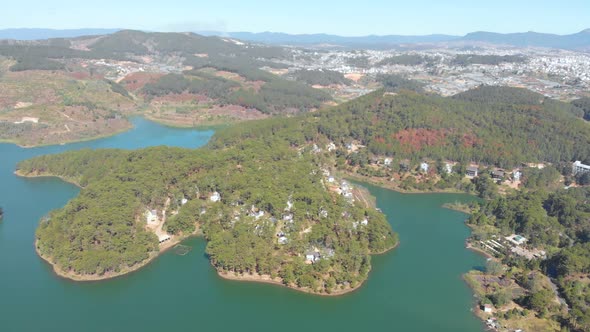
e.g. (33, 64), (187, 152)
(473, 265), (487, 272)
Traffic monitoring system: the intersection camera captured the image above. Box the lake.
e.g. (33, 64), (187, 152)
(0, 118), (485, 332)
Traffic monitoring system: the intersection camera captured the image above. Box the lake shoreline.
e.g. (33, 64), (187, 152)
(465, 241), (494, 259)
(3, 122), (134, 149)
(143, 114), (231, 131)
(216, 270), (361, 296)
(15, 170), (83, 188)
(35, 241), (159, 282)
(34, 229), (200, 282)
(441, 202), (474, 214)
(215, 241), (398, 296)
(341, 171), (470, 195)
(1, 115), (224, 149)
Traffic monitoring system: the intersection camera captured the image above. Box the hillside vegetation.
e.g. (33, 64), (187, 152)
(468, 186), (590, 331)
(213, 86), (590, 168)
(0, 70), (135, 146)
(290, 69), (352, 86)
(0, 30), (333, 144)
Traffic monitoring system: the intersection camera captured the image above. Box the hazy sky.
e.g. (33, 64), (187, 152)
(2, 0), (589, 36)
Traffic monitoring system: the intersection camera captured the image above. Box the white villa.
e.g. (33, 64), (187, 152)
(506, 234), (527, 246)
(305, 251), (321, 263)
(573, 161), (590, 175)
(420, 162), (429, 173)
(210, 191), (221, 202)
(445, 163), (453, 174)
(146, 209), (158, 225)
(283, 213), (294, 222)
(326, 142), (336, 152)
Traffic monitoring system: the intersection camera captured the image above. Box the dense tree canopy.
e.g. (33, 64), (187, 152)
(469, 187), (590, 330)
(213, 87), (590, 169)
(572, 97), (590, 121)
(141, 71), (330, 114)
(18, 125), (397, 292)
(376, 74), (425, 93)
(290, 69), (352, 86)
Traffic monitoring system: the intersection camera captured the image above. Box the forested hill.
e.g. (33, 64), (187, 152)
(211, 86), (590, 168)
(0, 30), (331, 132)
(468, 186), (590, 331)
(17, 139), (397, 292)
(0, 29), (287, 70)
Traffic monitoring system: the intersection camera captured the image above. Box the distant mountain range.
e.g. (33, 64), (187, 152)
(199, 31), (459, 48)
(209, 30), (590, 51)
(1, 28), (589, 51)
(461, 29), (590, 50)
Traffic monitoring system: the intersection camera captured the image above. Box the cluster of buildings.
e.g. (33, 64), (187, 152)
(304, 247), (335, 263)
(477, 234), (546, 260)
(384, 157), (522, 182)
(327, 178), (355, 203)
(280, 46), (590, 101)
(75, 54), (185, 82)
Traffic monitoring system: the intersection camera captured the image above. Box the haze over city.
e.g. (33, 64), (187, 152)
(2, 0), (590, 35)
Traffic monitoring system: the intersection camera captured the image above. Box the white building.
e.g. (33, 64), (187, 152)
(158, 234), (171, 243)
(305, 251), (321, 263)
(146, 209), (158, 225)
(445, 163), (453, 174)
(506, 234), (527, 246)
(326, 142), (336, 152)
(420, 162), (429, 173)
(285, 200), (293, 211)
(573, 161), (590, 175)
(251, 210), (264, 220)
(210, 191), (221, 202)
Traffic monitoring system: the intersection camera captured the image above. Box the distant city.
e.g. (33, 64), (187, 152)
(283, 46), (590, 100)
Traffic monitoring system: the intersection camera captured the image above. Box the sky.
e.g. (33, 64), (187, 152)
(1, 0), (589, 36)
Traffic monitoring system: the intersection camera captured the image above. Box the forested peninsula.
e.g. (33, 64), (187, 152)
(17, 131), (398, 294)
